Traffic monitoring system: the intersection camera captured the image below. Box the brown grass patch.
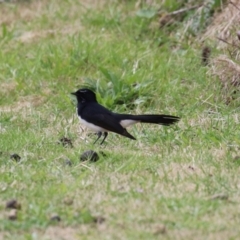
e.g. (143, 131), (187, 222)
(203, 1), (240, 46)
(0, 2), (42, 26)
(169, 229), (240, 240)
(0, 95), (45, 113)
(0, 82), (17, 93)
(203, 1), (240, 102)
(18, 24), (83, 43)
(211, 55), (240, 91)
(0, 0), (107, 43)
(43, 226), (78, 240)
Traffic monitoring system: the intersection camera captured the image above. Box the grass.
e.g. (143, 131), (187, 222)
(0, 0), (240, 239)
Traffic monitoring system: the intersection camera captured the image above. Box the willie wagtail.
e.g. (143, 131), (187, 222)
(71, 88), (180, 144)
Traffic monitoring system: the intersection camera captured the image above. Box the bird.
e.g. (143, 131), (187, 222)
(71, 88), (180, 144)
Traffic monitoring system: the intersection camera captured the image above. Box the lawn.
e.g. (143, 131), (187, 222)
(1, 0), (240, 239)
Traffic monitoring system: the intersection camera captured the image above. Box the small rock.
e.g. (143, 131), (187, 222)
(50, 214), (61, 222)
(237, 31), (240, 41)
(210, 193), (228, 201)
(201, 46), (211, 66)
(93, 216), (106, 224)
(153, 224), (167, 235)
(58, 137), (73, 148)
(8, 209), (18, 221)
(99, 151), (107, 157)
(188, 166), (194, 171)
(80, 150), (99, 162)
(233, 156), (240, 161)
(63, 197), (74, 206)
(6, 199), (21, 210)
(64, 159), (72, 166)
(10, 153), (21, 162)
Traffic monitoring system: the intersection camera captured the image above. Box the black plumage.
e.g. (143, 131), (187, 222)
(72, 88), (180, 144)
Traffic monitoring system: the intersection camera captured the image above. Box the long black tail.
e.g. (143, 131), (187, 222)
(129, 114), (180, 126)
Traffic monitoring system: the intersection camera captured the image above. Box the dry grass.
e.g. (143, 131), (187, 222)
(43, 226), (78, 240)
(203, 1), (240, 46)
(0, 2), (41, 25)
(202, 1), (240, 103)
(0, 95), (45, 113)
(0, 0), (106, 43)
(211, 55), (240, 90)
(0, 82), (17, 93)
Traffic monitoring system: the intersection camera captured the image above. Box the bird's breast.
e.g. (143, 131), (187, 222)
(78, 116), (106, 132)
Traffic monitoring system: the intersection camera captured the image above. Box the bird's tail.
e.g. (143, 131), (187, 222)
(129, 114), (180, 126)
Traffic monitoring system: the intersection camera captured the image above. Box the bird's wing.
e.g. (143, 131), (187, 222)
(80, 103), (135, 139)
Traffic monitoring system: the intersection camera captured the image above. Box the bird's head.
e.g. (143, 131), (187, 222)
(71, 88), (97, 103)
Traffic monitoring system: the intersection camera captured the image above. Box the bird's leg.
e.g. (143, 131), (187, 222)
(93, 132), (102, 144)
(100, 132), (108, 145)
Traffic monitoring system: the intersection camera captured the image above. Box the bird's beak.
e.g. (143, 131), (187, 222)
(71, 92), (76, 96)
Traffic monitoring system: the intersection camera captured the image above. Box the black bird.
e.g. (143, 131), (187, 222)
(71, 88), (180, 144)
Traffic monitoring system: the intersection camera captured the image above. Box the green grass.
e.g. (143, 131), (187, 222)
(0, 0), (240, 239)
